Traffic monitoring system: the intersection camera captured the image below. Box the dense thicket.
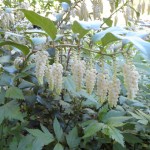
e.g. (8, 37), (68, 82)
(0, 0), (150, 149)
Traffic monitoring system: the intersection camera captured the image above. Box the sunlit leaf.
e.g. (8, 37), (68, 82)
(21, 9), (57, 40)
(0, 41), (30, 55)
(72, 21), (90, 39)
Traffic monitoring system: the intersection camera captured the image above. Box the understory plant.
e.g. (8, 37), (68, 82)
(0, 0), (150, 149)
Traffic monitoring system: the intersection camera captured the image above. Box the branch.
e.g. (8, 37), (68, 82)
(99, 0), (129, 29)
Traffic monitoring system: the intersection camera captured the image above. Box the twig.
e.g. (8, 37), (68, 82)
(99, 0), (129, 29)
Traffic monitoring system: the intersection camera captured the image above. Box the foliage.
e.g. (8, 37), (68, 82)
(0, 0), (150, 149)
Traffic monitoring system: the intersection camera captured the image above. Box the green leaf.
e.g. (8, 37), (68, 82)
(53, 143), (64, 150)
(25, 29), (48, 36)
(0, 100), (24, 124)
(136, 110), (150, 121)
(17, 135), (35, 150)
(83, 122), (104, 138)
(108, 126), (124, 147)
(0, 88), (5, 104)
(103, 18), (113, 27)
(53, 117), (64, 142)
(0, 41), (30, 55)
(122, 36), (150, 60)
(0, 73), (12, 86)
(129, 111), (145, 120)
(31, 37), (48, 45)
(92, 26), (127, 42)
(21, 9), (57, 40)
(102, 110), (125, 122)
(0, 55), (11, 64)
(26, 124), (54, 150)
(5, 87), (25, 100)
(63, 76), (79, 96)
(93, 27), (150, 60)
(9, 137), (18, 150)
(102, 110), (131, 127)
(131, 111), (149, 124)
(75, 20), (101, 30)
(123, 133), (142, 144)
(72, 21), (90, 39)
(18, 80), (35, 89)
(66, 127), (80, 149)
(113, 143), (127, 150)
(98, 104), (109, 120)
(106, 117), (132, 127)
(57, 0), (71, 4)
(101, 32), (120, 46)
(138, 119), (148, 125)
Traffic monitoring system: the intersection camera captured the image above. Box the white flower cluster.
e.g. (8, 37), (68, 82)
(148, 1), (150, 15)
(97, 71), (109, 104)
(137, 2), (142, 14)
(92, 0), (103, 19)
(45, 65), (54, 91)
(141, 0), (145, 14)
(86, 69), (97, 94)
(71, 59), (86, 91)
(109, 0), (115, 12)
(79, 1), (89, 21)
(124, 6), (132, 23)
(35, 50), (63, 95)
(20, 2), (30, 9)
(108, 78), (121, 107)
(14, 57), (24, 69)
(52, 63), (63, 95)
(123, 63), (140, 99)
(0, 12), (14, 29)
(35, 51), (49, 85)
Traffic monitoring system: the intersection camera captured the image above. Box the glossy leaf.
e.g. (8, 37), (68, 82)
(92, 26), (128, 42)
(21, 9), (57, 40)
(0, 41), (30, 55)
(103, 17), (113, 27)
(101, 32), (120, 46)
(72, 21), (90, 39)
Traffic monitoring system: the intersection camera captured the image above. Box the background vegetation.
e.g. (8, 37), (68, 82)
(0, 0), (150, 149)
